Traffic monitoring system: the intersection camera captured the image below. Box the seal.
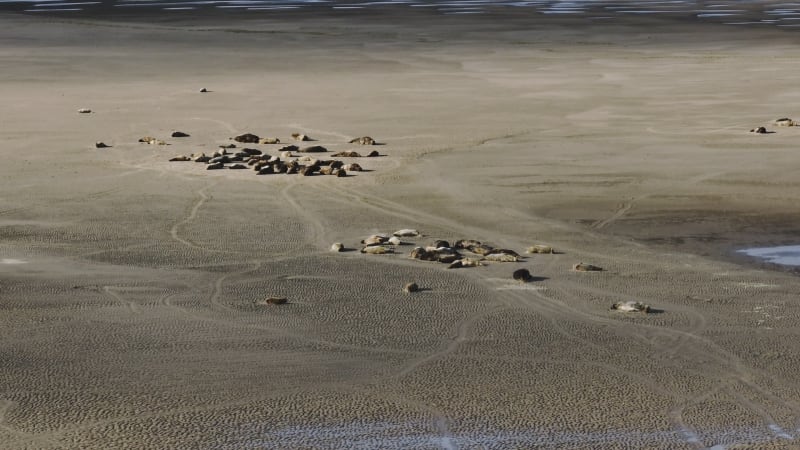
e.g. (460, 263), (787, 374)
(484, 252), (519, 262)
(527, 245), (554, 254)
(171, 131), (189, 138)
(775, 118), (795, 127)
(330, 242), (344, 252)
(349, 136), (376, 145)
(447, 258), (482, 269)
(292, 133), (311, 141)
(234, 133), (260, 143)
(393, 229), (419, 237)
(611, 301), (650, 313)
(194, 154), (211, 163)
(573, 262), (602, 272)
(299, 145), (327, 153)
(229, 163), (247, 169)
(361, 245), (394, 254)
(259, 138), (281, 144)
(169, 155), (191, 161)
(95, 142), (110, 148)
(367, 150), (380, 157)
(77, 108), (92, 114)
(138, 136), (165, 145)
(750, 127), (768, 134)
(362, 234), (390, 246)
(199, 88), (208, 93)
(404, 282), (419, 293)
(262, 297), (288, 305)
(344, 163), (363, 172)
(242, 148), (262, 156)
(206, 162), (224, 170)
(332, 151), (362, 157)
(512, 268), (532, 282)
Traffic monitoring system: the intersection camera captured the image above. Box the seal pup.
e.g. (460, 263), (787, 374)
(750, 127), (768, 134)
(77, 108), (92, 114)
(611, 301), (650, 313)
(512, 268), (532, 282)
(573, 262), (602, 272)
(404, 282), (419, 293)
(234, 133), (260, 143)
(349, 136), (376, 145)
(171, 131), (190, 138)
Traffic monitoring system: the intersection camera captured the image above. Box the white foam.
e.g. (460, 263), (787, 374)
(1, 259), (27, 264)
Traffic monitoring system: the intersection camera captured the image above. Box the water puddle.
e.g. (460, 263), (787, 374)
(737, 245), (800, 266)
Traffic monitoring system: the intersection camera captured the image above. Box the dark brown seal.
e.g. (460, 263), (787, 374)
(234, 133), (260, 143)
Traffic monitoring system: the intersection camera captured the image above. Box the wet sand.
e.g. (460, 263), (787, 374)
(2, 9), (800, 448)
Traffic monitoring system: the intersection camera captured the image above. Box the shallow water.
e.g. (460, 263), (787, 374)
(737, 245), (800, 266)
(2, 0), (800, 29)
(218, 420), (800, 449)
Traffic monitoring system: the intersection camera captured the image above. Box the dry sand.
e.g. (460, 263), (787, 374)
(2, 9), (800, 448)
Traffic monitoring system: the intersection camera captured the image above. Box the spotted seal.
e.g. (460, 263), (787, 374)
(292, 133), (311, 141)
(527, 244), (554, 254)
(611, 301), (650, 313)
(361, 245), (394, 254)
(573, 262), (602, 272)
(332, 151), (362, 157)
(349, 136), (376, 145)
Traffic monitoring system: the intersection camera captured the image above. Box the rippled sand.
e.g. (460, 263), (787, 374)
(2, 9), (800, 449)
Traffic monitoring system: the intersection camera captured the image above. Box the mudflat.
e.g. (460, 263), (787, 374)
(2, 9), (800, 448)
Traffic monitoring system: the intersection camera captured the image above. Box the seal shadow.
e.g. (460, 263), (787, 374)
(523, 276), (549, 283)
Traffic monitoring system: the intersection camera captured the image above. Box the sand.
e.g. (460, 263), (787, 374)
(2, 8), (800, 448)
